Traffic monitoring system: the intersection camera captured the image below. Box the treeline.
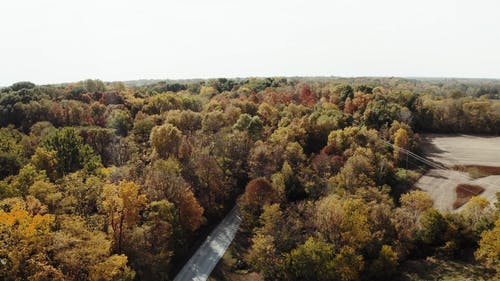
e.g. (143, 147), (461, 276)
(0, 77), (499, 281)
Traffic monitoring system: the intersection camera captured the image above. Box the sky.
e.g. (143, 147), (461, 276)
(1, 0), (500, 85)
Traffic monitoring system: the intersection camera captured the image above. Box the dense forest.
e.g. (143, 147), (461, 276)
(0, 77), (499, 281)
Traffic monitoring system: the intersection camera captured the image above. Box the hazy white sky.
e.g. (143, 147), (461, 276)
(1, 0), (499, 85)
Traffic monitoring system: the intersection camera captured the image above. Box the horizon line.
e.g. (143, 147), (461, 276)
(3, 75), (500, 88)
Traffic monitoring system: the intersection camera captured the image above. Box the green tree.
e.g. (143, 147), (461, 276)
(417, 208), (448, 246)
(150, 123), (182, 159)
(393, 190), (434, 255)
(79, 127), (117, 165)
(107, 109), (132, 137)
(333, 246), (364, 281)
(284, 237), (337, 281)
(368, 245), (399, 280)
(363, 100), (401, 129)
(145, 159), (204, 232)
(201, 110), (227, 133)
(285, 237), (364, 281)
(460, 196), (495, 238)
(273, 161), (305, 202)
(9, 164), (45, 197)
(246, 204), (283, 279)
(10, 81), (36, 91)
(247, 233), (281, 279)
(141, 200), (175, 280)
(330, 148), (377, 192)
(28, 179), (61, 211)
(43, 127), (100, 177)
(30, 147), (58, 181)
(333, 84), (354, 102)
(0, 126), (27, 179)
(57, 173), (104, 216)
(233, 113), (264, 140)
(132, 117), (155, 143)
(0, 152), (21, 180)
(165, 110), (202, 133)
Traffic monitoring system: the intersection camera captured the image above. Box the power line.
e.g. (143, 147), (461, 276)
(381, 137), (500, 191)
(381, 139), (446, 170)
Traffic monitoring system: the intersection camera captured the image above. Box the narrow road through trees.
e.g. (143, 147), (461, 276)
(174, 206), (241, 281)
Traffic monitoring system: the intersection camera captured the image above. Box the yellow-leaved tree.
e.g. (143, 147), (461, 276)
(0, 200), (55, 280)
(475, 217), (500, 278)
(102, 180), (147, 252)
(393, 127), (409, 163)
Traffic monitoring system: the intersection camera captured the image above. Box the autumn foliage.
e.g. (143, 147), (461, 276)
(0, 77), (500, 280)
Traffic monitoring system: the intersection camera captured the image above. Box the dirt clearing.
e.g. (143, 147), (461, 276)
(453, 184), (485, 209)
(414, 134), (500, 212)
(422, 134), (500, 167)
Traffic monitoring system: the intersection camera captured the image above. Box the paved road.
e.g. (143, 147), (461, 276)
(174, 206), (242, 281)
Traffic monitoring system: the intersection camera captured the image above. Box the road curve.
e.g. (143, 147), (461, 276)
(174, 206), (242, 281)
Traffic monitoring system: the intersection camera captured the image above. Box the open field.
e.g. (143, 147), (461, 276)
(422, 134), (500, 167)
(415, 134), (500, 212)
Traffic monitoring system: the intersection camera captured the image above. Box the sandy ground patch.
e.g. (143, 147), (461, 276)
(415, 134), (500, 212)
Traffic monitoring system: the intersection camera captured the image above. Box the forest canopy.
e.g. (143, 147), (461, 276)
(0, 77), (499, 281)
